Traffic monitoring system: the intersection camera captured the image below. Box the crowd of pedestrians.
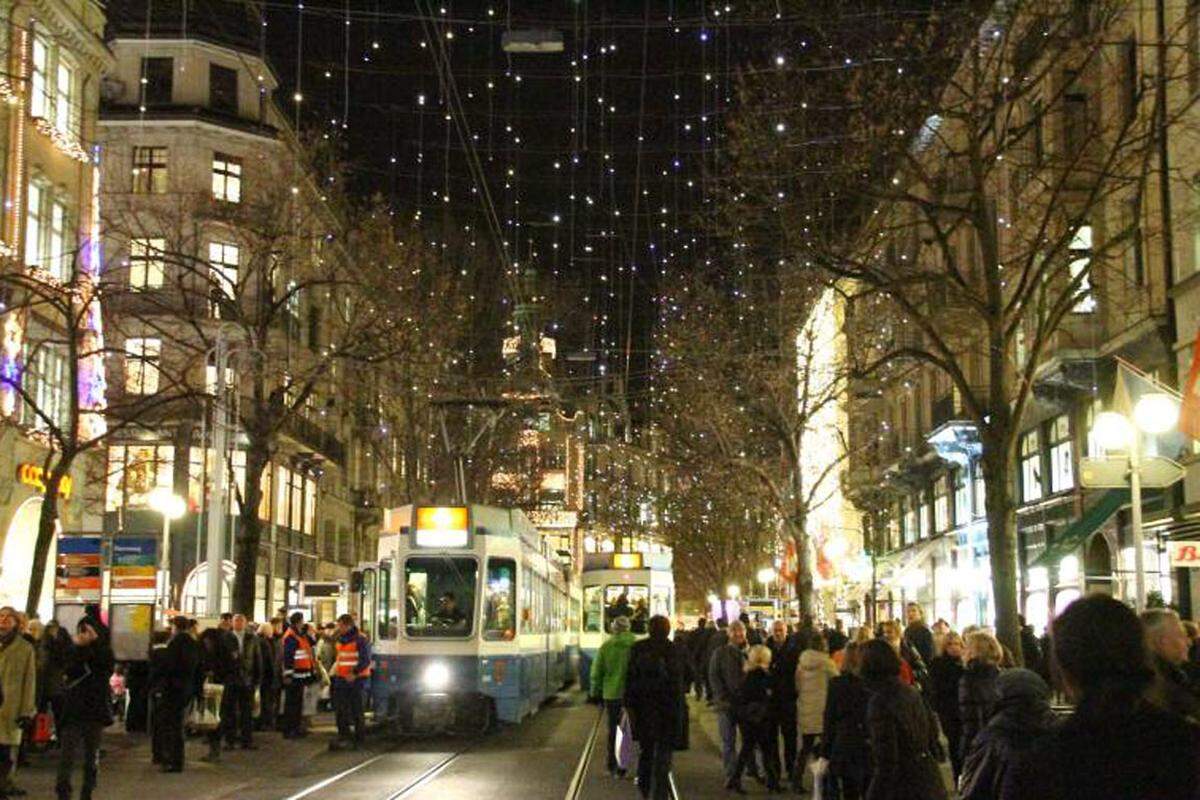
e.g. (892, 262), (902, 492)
(0, 605), (373, 800)
(593, 594), (1200, 800)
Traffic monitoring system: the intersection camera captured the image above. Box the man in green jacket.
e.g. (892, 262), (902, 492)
(590, 615), (636, 777)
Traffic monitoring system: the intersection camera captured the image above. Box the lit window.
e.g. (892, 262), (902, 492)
(24, 183), (41, 269)
(934, 475), (950, 532)
(954, 467), (972, 525)
(1048, 415), (1074, 493)
(24, 182), (70, 280)
(54, 59), (74, 135)
(129, 237), (165, 290)
(1069, 224), (1096, 313)
(30, 37), (48, 118)
(208, 242), (239, 317)
(124, 337), (161, 394)
(212, 153), (242, 203)
(132, 146), (168, 194)
(1020, 428), (1043, 502)
(20, 341), (67, 431)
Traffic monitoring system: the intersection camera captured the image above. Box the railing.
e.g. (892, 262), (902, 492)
(283, 414), (346, 466)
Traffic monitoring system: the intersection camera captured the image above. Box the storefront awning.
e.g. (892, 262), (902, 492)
(1031, 489), (1129, 569)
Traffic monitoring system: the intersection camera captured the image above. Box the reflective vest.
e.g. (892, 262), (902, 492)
(335, 637), (371, 679)
(283, 629), (314, 678)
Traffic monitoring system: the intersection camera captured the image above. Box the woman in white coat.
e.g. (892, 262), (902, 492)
(795, 633), (839, 789)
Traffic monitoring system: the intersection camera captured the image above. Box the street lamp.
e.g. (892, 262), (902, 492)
(1091, 393), (1181, 611)
(756, 567), (775, 598)
(149, 487), (186, 616)
(726, 583), (741, 599)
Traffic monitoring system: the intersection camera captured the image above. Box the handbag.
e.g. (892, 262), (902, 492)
(31, 711), (53, 745)
(615, 710), (636, 770)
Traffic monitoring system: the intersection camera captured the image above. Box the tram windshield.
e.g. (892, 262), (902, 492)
(404, 556), (477, 637)
(583, 584), (651, 634)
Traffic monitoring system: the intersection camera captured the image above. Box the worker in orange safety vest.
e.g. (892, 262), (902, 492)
(330, 613), (371, 750)
(280, 612), (316, 739)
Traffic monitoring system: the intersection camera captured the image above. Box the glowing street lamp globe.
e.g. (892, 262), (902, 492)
(1092, 411), (1134, 451)
(1132, 393), (1179, 435)
(726, 584), (741, 599)
(148, 488), (186, 520)
(756, 567), (776, 585)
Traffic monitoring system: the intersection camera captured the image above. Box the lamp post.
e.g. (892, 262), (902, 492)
(1092, 392), (1179, 612)
(149, 487), (186, 616)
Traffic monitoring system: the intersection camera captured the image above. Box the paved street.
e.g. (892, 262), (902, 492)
(18, 692), (773, 800)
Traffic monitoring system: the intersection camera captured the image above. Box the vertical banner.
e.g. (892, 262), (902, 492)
(1180, 332), (1200, 440)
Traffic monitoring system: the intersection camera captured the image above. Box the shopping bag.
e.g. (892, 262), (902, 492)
(190, 683), (223, 732)
(615, 711), (635, 771)
(31, 711), (53, 744)
(811, 757), (829, 800)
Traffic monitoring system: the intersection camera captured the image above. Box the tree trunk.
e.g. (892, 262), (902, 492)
(26, 459), (71, 617)
(232, 439), (271, 615)
(787, 517), (814, 621)
(981, 445), (1024, 666)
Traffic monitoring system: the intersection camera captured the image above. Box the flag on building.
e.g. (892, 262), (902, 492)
(1180, 332), (1200, 440)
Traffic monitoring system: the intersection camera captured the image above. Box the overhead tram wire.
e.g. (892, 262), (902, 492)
(412, 0), (524, 312)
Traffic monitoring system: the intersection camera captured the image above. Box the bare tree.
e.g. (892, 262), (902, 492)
(722, 0), (1198, 656)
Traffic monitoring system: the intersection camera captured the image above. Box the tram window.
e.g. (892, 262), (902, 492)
(583, 586), (604, 633)
(378, 560), (396, 639)
(483, 558), (516, 641)
(360, 569), (377, 642)
(404, 556), (477, 637)
(605, 585), (650, 634)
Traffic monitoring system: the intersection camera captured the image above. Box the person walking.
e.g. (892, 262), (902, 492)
(731, 644), (780, 794)
(903, 604), (935, 669)
(879, 620), (919, 688)
(623, 615), (689, 800)
(860, 639), (948, 800)
(821, 642), (871, 800)
(280, 612), (316, 739)
(54, 618), (114, 800)
(765, 620), (800, 785)
(688, 617), (712, 700)
(156, 616), (198, 773)
(223, 614), (261, 750)
(958, 630), (1002, 762)
(198, 622), (235, 763)
(709, 619), (749, 791)
(330, 614), (371, 750)
(1003, 594), (1200, 800)
(795, 633), (838, 791)
(590, 615), (637, 777)
(928, 631), (965, 779)
(0, 607), (36, 797)
(958, 668), (1055, 800)
(1141, 608), (1200, 722)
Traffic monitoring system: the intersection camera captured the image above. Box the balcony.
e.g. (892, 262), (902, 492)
(283, 415), (346, 466)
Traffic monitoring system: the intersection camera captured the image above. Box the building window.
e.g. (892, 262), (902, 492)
(124, 337), (161, 394)
(954, 467), (971, 525)
(973, 467), (986, 517)
(208, 242), (239, 317)
(20, 341), (67, 431)
(141, 57), (173, 106)
(1069, 224), (1096, 313)
(903, 497), (917, 546)
(1048, 415), (1074, 493)
(132, 146), (168, 194)
(934, 475), (950, 533)
(211, 153), (242, 203)
(24, 181), (70, 281)
(209, 64), (238, 114)
(1125, 199), (1144, 286)
(106, 444), (173, 511)
(1121, 37), (1138, 123)
(1020, 428), (1043, 502)
(129, 237), (165, 290)
(918, 495), (931, 539)
(30, 34), (77, 136)
(1063, 71), (1088, 158)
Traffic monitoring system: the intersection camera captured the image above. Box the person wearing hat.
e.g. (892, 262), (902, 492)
(590, 616), (637, 777)
(280, 612), (316, 738)
(958, 668), (1055, 800)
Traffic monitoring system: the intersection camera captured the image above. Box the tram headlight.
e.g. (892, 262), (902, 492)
(422, 661), (451, 691)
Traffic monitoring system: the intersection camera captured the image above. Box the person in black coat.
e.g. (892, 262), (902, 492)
(54, 618), (114, 800)
(958, 631), (1002, 761)
(927, 632), (965, 778)
(198, 624), (237, 762)
(958, 668), (1054, 800)
(1002, 595), (1200, 800)
(860, 640), (948, 800)
(623, 615), (689, 800)
(821, 642), (871, 800)
(155, 617), (200, 773)
(732, 644), (780, 793)
(688, 618), (712, 699)
(903, 604), (936, 669)
(765, 619), (800, 784)
(1016, 616), (1045, 679)
(255, 622), (281, 731)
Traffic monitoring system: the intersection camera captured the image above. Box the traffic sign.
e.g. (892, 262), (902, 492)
(1079, 456), (1185, 489)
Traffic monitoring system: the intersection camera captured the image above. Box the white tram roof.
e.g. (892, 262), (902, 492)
(380, 504), (546, 555)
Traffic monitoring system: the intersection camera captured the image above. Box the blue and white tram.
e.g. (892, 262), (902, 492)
(578, 551), (674, 683)
(355, 504), (576, 732)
